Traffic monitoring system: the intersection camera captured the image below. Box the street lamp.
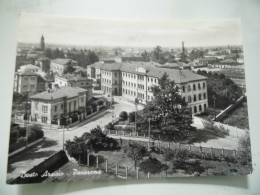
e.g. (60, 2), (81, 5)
(213, 95), (216, 120)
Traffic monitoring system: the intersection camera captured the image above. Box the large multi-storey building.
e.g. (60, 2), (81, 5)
(90, 62), (208, 114)
(53, 74), (93, 100)
(30, 86), (88, 124)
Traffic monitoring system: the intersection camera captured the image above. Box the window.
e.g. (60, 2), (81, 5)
(198, 83), (201, 90)
(23, 85), (27, 90)
(35, 102), (39, 110)
(188, 85), (191, 92)
(31, 84), (35, 90)
(81, 97), (84, 103)
(69, 102), (71, 112)
(193, 84), (196, 91)
(42, 105), (48, 113)
(182, 86), (185, 93)
(54, 105), (57, 112)
(188, 96), (192, 103)
(74, 101), (77, 109)
(193, 95), (197, 102)
(115, 72), (117, 77)
(194, 106), (197, 113)
(203, 82), (206, 89)
(151, 78), (153, 82)
(41, 116), (48, 123)
(115, 80), (117, 84)
(204, 104), (207, 110)
(203, 93), (206, 99)
(199, 105), (202, 112)
(81, 83), (84, 85)
(199, 94), (202, 100)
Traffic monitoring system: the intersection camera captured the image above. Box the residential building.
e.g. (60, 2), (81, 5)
(50, 58), (78, 75)
(90, 61), (208, 114)
(13, 71), (47, 94)
(35, 57), (50, 72)
(30, 86), (88, 124)
(53, 74), (93, 100)
(17, 64), (41, 74)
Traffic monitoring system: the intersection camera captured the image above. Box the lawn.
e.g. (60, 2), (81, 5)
(42, 138), (252, 182)
(222, 102), (249, 129)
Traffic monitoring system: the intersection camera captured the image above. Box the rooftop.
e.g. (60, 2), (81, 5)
(51, 58), (77, 65)
(30, 86), (87, 101)
(90, 61), (207, 83)
(55, 74), (91, 81)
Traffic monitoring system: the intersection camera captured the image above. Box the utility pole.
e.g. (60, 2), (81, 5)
(213, 95), (216, 120)
(148, 118), (151, 151)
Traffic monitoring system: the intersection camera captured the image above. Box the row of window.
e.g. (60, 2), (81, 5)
(51, 65), (64, 72)
(36, 98), (84, 113)
(122, 72), (136, 79)
(23, 76), (36, 81)
(23, 84), (35, 90)
(193, 104), (207, 114)
(182, 82), (206, 93)
(186, 93), (207, 103)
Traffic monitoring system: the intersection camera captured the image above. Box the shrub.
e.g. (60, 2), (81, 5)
(128, 112), (136, 122)
(119, 111), (128, 121)
(105, 123), (114, 130)
(140, 157), (168, 174)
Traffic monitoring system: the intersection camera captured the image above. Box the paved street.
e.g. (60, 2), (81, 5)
(7, 92), (244, 180)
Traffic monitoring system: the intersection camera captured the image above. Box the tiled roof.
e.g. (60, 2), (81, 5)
(30, 86), (87, 100)
(51, 58), (77, 65)
(89, 61), (207, 83)
(17, 70), (40, 76)
(36, 57), (50, 61)
(56, 74), (91, 81)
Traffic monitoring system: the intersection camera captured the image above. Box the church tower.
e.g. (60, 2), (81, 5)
(41, 35), (45, 51)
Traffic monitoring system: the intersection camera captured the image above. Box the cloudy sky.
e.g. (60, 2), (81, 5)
(18, 13), (243, 48)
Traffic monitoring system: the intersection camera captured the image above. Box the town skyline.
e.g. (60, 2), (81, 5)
(18, 13), (243, 48)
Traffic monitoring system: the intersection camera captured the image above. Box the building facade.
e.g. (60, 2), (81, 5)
(90, 62), (208, 114)
(53, 74), (93, 100)
(50, 58), (78, 75)
(13, 71), (47, 94)
(30, 86), (88, 124)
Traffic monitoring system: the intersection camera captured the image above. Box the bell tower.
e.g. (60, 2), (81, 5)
(41, 35), (45, 51)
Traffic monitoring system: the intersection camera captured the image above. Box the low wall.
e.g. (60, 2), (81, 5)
(8, 150), (69, 184)
(8, 138), (44, 158)
(214, 96), (245, 122)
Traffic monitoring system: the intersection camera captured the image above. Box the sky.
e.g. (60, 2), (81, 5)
(18, 13), (243, 48)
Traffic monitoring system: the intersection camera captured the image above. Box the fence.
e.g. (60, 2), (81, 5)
(107, 131), (245, 158)
(71, 137), (246, 180)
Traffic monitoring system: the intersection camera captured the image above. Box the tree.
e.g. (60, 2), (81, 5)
(45, 48), (53, 59)
(63, 60), (76, 74)
(128, 111), (136, 122)
(119, 111), (128, 121)
(238, 131), (251, 164)
(141, 50), (150, 62)
(65, 126), (119, 164)
(123, 143), (148, 169)
(152, 46), (167, 64)
(189, 49), (204, 61)
(141, 73), (194, 141)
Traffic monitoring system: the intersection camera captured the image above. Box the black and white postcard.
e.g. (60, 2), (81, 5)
(7, 13), (252, 184)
